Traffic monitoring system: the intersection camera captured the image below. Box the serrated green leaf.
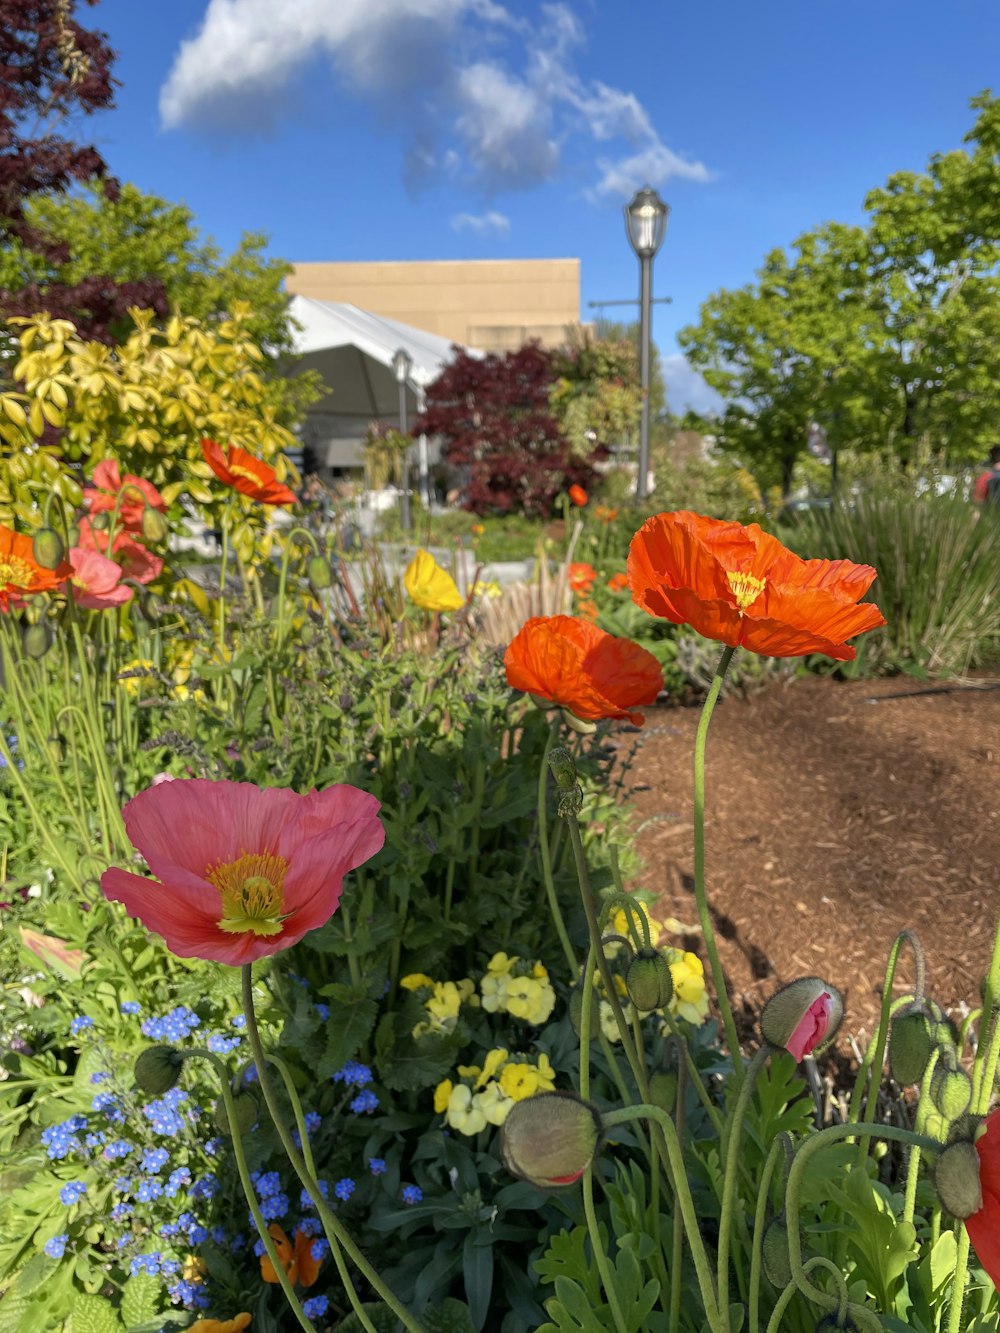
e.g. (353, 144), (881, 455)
(120, 1272), (160, 1328)
(71, 1292), (125, 1333)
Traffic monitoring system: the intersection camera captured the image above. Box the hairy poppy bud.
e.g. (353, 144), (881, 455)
(568, 983), (601, 1041)
(814, 1318), (862, 1332)
(90, 512), (109, 531)
(66, 524), (80, 548)
(762, 1215), (792, 1288)
(307, 555), (333, 590)
(625, 948), (674, 1011)
(134, 1045), (185, 1096)
(32, 526), (64, 570)
(548, 748), (578, 789)
(214, 1090), (260, 1137)
(931, 1066), (972, 1122)
(500, 1092), (602, 1188)
(141, 506), (169, 543)
(760, 978), (844, 1060)
(934, 1140), (983, 1219)
(22, 621), (52, 660)
(888, 1006), (933, 1086)
(648, 1070), (678, 1114)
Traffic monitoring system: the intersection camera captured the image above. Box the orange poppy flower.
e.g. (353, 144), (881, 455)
(594, 504), (619, 524)
(201, 439), (296, 506)
(567, 562), (597, 595)
(504, 615), (663, 725)
(0, 524), (71, 611)
(259, 1223), (323, 1287)
(190, 1316), (252, 1333)
(606, 572), (628, 593)
(568, 484), (588, 507)
(628, 510), (886, 661)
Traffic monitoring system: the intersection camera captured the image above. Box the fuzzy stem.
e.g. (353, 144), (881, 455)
(537, 724), (578, 974)
(748, 1135), (787, 1333)
(717, 1046), (769, 1314)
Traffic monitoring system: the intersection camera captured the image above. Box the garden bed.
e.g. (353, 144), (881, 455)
(630, 672), (1000, 1040)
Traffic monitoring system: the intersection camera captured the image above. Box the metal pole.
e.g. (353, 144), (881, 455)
(637, 252), (652, 502)
(398, 378), (411, 532)
(416, 387), (429, 508)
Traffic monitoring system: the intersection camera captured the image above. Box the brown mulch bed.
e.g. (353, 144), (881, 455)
(625, 673), (1000, 1043)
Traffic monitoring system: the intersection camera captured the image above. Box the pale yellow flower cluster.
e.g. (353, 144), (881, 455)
(433, 1048), (557, 1136)
(399, 973), (478, 1038)
(479, 952), (556, 1026)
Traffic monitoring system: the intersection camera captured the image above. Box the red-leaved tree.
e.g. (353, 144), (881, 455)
(415, 343), (599, 515)
(0, 0), (168, 341)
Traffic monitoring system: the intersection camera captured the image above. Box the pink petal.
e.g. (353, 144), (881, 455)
(91, 458), (122, 494)
(786, 992), (832, 1060)
(101, 866), (223, 955)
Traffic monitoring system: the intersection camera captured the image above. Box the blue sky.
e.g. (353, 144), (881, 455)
(86, 0), (1000, 411)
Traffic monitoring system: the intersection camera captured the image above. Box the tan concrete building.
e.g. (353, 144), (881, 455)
(286, 258), (580, 352)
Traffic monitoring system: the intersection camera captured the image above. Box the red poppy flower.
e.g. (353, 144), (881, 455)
(0, 524), (71, 611)
(77, 519), (163, 585)
(100, 779), (384, 965)
(567, 562), (597, 595)
(201, 439), (296, 506)
(606, 572), (628, 593)
(504, 615), (662, 725)
(568, 484), (588, 507)
(628, 510), (886, 661)
(83, 459), (166, 533)
(259, 1223), (323, 1287)
(68, 547), (133, 610)
(967, 1109), (1000, 1289)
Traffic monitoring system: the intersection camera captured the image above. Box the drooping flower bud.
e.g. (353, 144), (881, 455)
(31, 527), (64, 570)
(548, 748), (578, 789)
(761, 1215), (792, 1288)
(568, 983), (601, 1041)
(307, 555), (333, 590)
(500, 1091), (602, 1188)
(141, 506), (169, 543)
(931, 1066), (972, 1122)
(214, 1090), (260, 1137)
(648, 1070), (678, 1114)
(133, 1044), (185, 1095)
(888, 1006), (933, 1086)
(22, 621), (52, 660)
(934, 1140), (983, 1219)
(760, 978), (844, 1061)
(625, 948), (674, 1012)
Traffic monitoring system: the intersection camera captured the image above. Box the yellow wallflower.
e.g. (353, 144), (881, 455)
(480, 970), (511, 1014)
(426, 981), (465, 1024)
(600, 999), (627, 1043)
(505, 976), (556, 1025)
(433, 1079), (453, 1114)
(474, 1048), (509, 1089)
(117, 658), (159, 697)
(668, 951), (709, 1025)
(401, 973), (435, 992)
(498, 1062), (546, 1101)
(403, 549), (465, 612)
(445, 1083), (487, 1135)
(477, 1081), (514, 1126)
(486, 951), (518, 974)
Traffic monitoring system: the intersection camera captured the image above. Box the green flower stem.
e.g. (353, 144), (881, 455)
(692, 645), (742, 1077)
(266, 1052), (376, 1333)
(748, 1135), (787, 1333)
(972, 914), (1000, 1109)
(537, 725), (578, 975)
(764, 1258), (851, 1333)
(904, 1049), (939, 1227)
(784, 1121), (940, 1325)
(582, 1164), (630, 1333)
(668, 1041), (689, 1333)
(185, 1048), (317, 1333)
(717, 1046), (769, 1314)
(579, 943), (596, 1100)
(603, 1104), (726, 1333)
(660, 1010), (723, 1134)
(240, 965), (425, 1333)
(945, 1228), (972, 1333)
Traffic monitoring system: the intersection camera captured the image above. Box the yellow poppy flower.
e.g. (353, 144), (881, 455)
(403, 549), (465, 612)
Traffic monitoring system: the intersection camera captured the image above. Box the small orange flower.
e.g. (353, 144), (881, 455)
(628, 510), (886, 661)
(606, 572), (628, 593)
(576, 597), (599, 623)
(505, 615), (663, 725)
(0, 524), (71, 611)
(568, 484), (588, 507)
(201, 439), (296, 506)
(594, 504), (619, 524)
(259, 1224), (323, 1288)
(567, 562), (597, 595)
(189, 1316), (252, 1333)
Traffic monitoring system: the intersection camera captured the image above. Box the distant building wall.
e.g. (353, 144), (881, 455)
(286, 259), (580, 351)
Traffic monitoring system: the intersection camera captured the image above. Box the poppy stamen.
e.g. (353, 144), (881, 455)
(0, 554), (36, 586)
(726, 570), (766, 611)
(208, 850), (289, 936)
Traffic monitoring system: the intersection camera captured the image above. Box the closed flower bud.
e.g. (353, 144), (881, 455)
(22, 621), (52, 660)
(548, 748), (578, 789)
(32, 527), (64, 570)
(648, 1070), (678, 1114)
(307, 555), (333, 590)
(214, 1091), (260, 1137)
(625, 948), (674, 1011)
(762, 1215), (792, 1288)
(814, 1318), (862, 1332)
(760, 977), (843, 1061)
(141, 506), (169, 543)
(934, 1140), (983, 1219)
(90, 512), (109, 530)
(888, 1007), (933, 1086)
(931, 1066), (972, 1122)
(500, 1091), (602, 1189)
(133, 1044), (185, 1095)
(66, 524), (80, 548)
(569, 983), (601, 1041)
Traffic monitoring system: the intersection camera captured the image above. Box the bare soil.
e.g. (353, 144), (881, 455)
(626, 674), (1000, 1043)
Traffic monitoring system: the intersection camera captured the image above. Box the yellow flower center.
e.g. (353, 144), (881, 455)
(207, 850), (289, 936)
(0, 554), (36, 588)
(227, 460), (263, 484)
(726, 570), (766, 612)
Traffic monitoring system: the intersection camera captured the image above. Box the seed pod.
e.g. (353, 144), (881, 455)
(888, 1007), (933, 1086)
(931, 1066), (972, 1122)
(32, 527), (64, 570)
(648, 1070), (678, 1114)
(548, 747), (578, 789)
(134, 1045), (185, 1096)
(22, 621), (52, 660)
(500, 1091), (602, 1189)
(762, 1215), (792, 1288)
(307, 555), (333, 590)
(141, 506), (169, 542)
(214, 1090), (260, 1137)
(625, 948), (674, 1011)
(934, 1139), (983, 1219)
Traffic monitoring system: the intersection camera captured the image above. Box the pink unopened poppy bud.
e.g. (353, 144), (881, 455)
(760, 977), (843, 1061)
(500, 1092), (602, 1189)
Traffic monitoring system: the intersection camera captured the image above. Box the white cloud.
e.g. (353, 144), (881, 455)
(161, 0), (712, 201)
(661, 353), (724, 417)
(451, 209), (511, 234)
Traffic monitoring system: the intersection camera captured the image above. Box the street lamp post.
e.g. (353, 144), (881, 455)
(624, 185), (669, 503)
(392, 347), (413, 532)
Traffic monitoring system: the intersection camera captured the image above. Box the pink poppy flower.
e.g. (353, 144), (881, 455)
(83, 459), (166, 533)
(68, 547), (133, 609)
(76, 520), (163, 585)
(100, 779), (385, 965)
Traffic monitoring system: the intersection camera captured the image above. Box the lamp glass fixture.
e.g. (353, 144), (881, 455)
(624, 186), (669, 259)
(392, 347), (413, 384)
